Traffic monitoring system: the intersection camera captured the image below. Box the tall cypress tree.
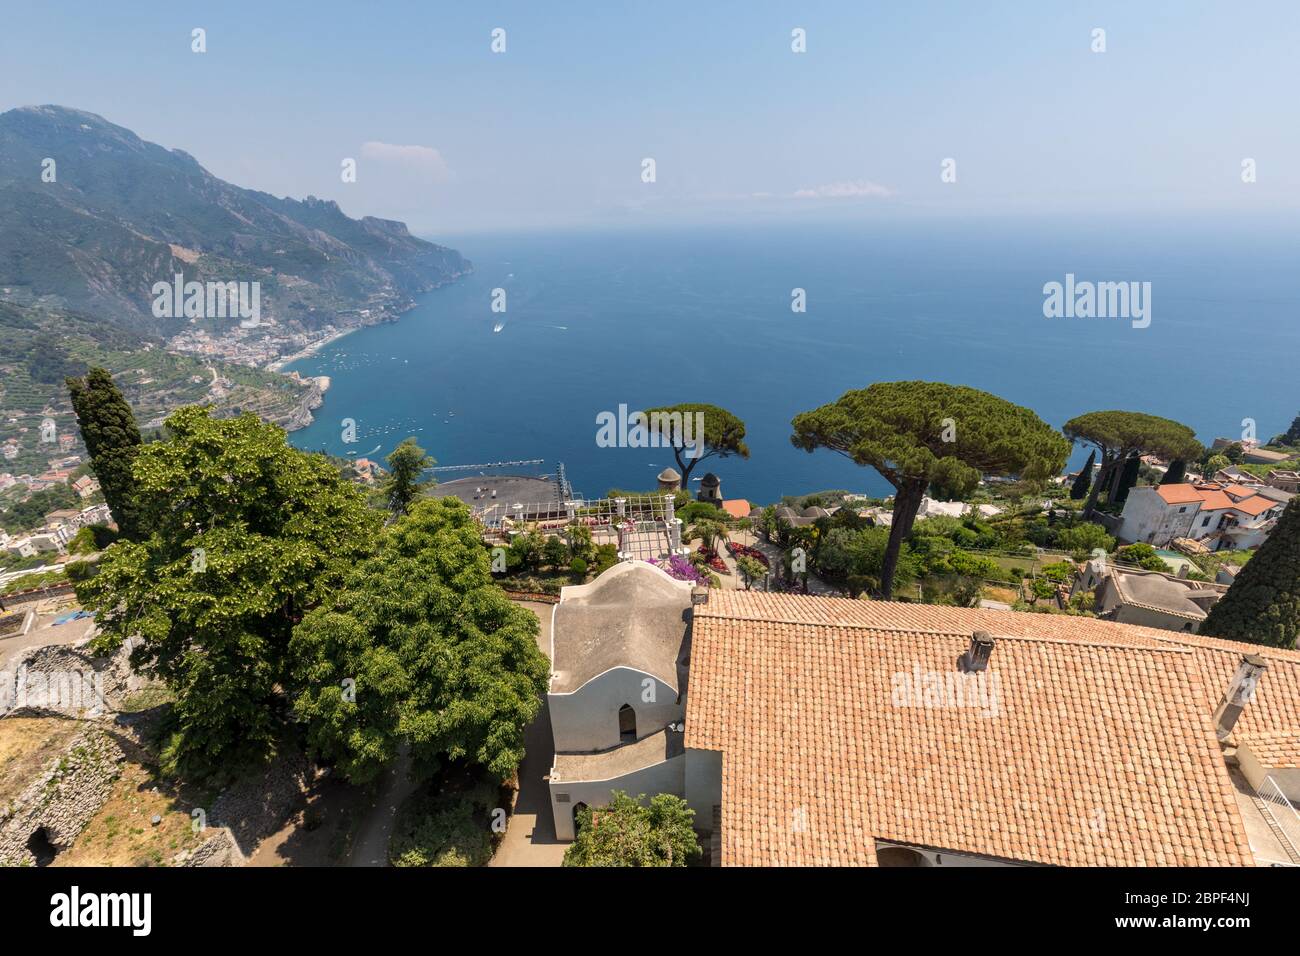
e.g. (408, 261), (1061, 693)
(384, 437), (435, 516)
(1201, 499), (1300, 648)
(1113, 454), (1142, 505)
(66, 367), (144, 540)
(1161, 459), (1187, 485)
(1070, 450), (1096, 499)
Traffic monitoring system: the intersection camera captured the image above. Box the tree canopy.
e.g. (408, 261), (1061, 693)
(289, 496), (550, 784)
(1273, 412), (1300, 447)
(1070, 450), (1096, 499)
(1063, 411), (1203, 517)
(1201, 499), (1300, 649)
(640, 402), (748, 484)
(66, 366), (145, 539)
(384, 437), (435, 516)
(77, 406), (379, 778)
(563, 791), (701, 867)
(790, 382), (1070, 597)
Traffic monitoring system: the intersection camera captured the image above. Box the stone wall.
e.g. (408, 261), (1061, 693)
(173, 828), (244, 867)
(210, 748), (313, 857)
(0, 723), (125, 866)
(1, 636), (140, 719)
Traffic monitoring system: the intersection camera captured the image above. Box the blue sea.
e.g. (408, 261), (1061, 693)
(286, 218), (1300, 504)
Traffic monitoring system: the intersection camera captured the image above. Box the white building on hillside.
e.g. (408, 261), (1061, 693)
(1118, 482), (1287, 550)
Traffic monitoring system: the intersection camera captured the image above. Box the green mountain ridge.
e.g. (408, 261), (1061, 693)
(0, 105), (466, 484)
(0, 105), (470, 336)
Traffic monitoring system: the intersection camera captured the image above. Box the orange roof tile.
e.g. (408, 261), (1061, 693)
(1232, 495), (1280, 517)
(684, 592), (1290, 868)
(1236, 730), (1300, 770)
(1196, 489), (1235, 511)
(1156, 484), (1204, 505)
(721, 499), (751, 519)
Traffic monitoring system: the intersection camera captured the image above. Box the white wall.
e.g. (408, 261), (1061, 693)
(1117, 487), (1197, 546)
(549, 666), (682, 752)
(684, 747), (723, 824)
(549, 754), (686, 841)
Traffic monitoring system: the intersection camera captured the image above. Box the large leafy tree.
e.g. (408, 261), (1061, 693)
(791, 382), (1069, 598)
(384, 437), (435, 517)
(563, 792), (701, 867)
(289, 497), (550, 784)
(66, 366), (145, 539)
(641, 402), (749, 485)
(1063, 411), (1203, 519)
(78, 406), (379, 777)
(1201, 499), (1300, 648)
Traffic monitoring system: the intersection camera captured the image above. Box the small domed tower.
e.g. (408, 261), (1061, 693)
(698, 472), (722, 506)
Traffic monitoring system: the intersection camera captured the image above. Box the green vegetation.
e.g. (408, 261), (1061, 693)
(290, 497), (549, 784)
(1272, 412), (1300, 448)
(383, 437), (434, 517)
(1063, 411), (1203, 518)
(389, 771), (505, 867)
(0, 483), (77, 533)
(2, 568), (67, 596)
(791, 382), (1070, 598)
(78, 406), (379, 780)
(1114, 543), (1173, 572)
(639, 403), (749, 485)
(563, 791), (701, 867)
(67, 367), (144, 539)
(1070, 450), (1095, 499)
(1201, 499), (1300, 648)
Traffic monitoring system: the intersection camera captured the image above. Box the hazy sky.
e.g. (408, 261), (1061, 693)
(3, 1), (1297, 235)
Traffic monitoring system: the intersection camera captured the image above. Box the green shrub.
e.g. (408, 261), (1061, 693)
(390, 778), (501, 867)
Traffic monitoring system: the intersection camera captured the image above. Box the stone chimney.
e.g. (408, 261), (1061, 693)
(1212, 653), (1267, 741)
(960, 631), (995, 673)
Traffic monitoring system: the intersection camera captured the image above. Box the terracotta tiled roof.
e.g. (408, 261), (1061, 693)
(721, 499), (751, 519)
(686, 592), (1277, 867)
(1222, 483), (1258, 500)
(1231, 495), (1280, 517)
(1156, 484), (1205, 505)
(1236, 730), (1300, 770)
(1195, 489), (1235, 511)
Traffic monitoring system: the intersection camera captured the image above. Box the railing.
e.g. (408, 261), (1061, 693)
(1257, 775), (1300, 863)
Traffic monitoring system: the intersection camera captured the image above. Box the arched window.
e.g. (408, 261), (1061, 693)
(618, 703), (636, 741)
(876, 845), (927, 867)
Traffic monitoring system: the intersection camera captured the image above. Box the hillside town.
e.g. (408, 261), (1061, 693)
(3, 373), (1299, 875)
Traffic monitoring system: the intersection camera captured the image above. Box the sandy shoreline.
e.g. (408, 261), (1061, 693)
(267, 325), (364, 372)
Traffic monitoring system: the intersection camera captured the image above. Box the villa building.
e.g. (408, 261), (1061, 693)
(546, 561), (1300, 866)
(1117, 482), (1288, 550)
(1267, 470), (1300, 494)
(1071, 558), (1228, 633)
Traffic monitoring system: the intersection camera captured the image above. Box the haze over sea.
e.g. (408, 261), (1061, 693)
(287, 218), (1300, 504)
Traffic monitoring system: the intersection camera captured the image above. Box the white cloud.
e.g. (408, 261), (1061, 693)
(360, 141), (450, 180)
(792, 179), (894, 199)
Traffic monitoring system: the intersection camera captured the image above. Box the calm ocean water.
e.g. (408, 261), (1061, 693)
(286, 219), (1300, 504)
